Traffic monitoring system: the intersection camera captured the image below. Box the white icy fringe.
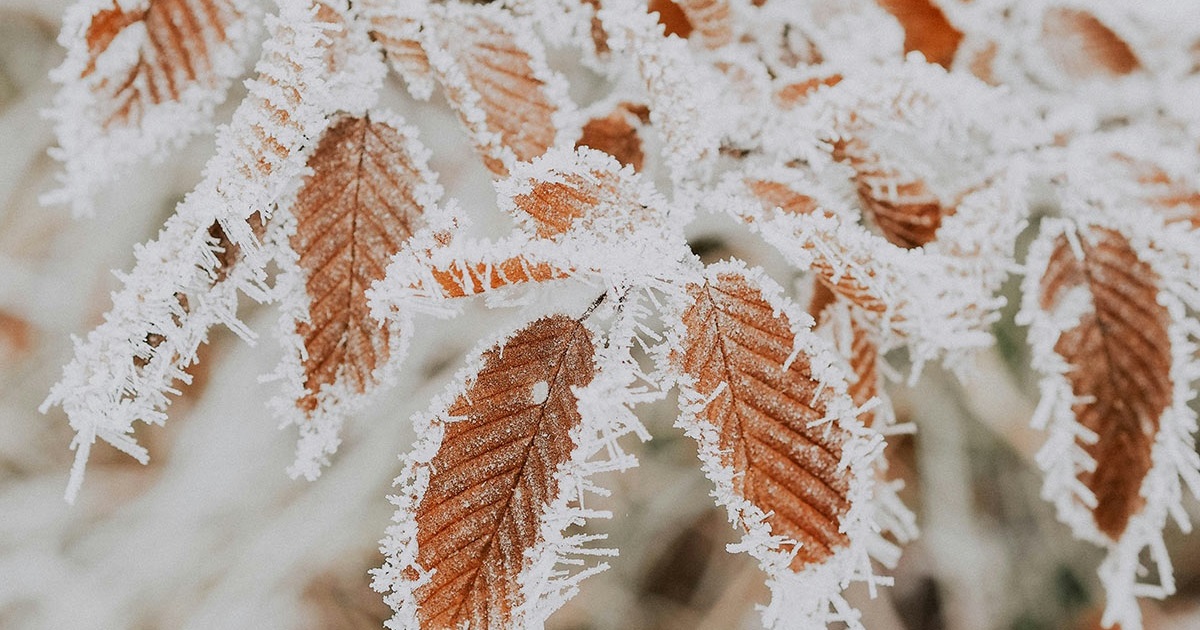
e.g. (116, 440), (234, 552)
(41, 0), (372, 503)
(599, 0), (720, 189)
(368, 146), (687, 324)
(814, 303), (919, 554)
(412, 1), (578, 175)
(371, 300), (653, 629)
(717, 165), (1026, 379)
(46, 0), (259, 216)
(1018, 215), (1200, 630)
(665, 262), (898, 630)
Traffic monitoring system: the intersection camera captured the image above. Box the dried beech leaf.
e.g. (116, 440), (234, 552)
(745, 178), (889, 313)
(576, 107), (646, 172)
(1042, 8), (1140, 79)
(412, 315), (595, 628)
(833, 138), (948, 248)
(1112, 154), (1200, 227)
(364, 6), (435, 99)
(507, 148), (653, 239)
(671, 0), (733, 49)
(79, 0), (246, 128)
(875, 0), (964, 68)
(775, 75), (843, 109)
(678, 270), (852, 570)
(425, 256), (570, 298)
(1039, 228), (1172, 539)
(291, 114), (428, 412)
(426, 4), (564, 175)
(648, 0), (693, 39)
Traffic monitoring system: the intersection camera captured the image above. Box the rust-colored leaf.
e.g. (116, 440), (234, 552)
(582, 0), (610, 54)
(509, 156), (650, 239)
(426, 257), (570, 298)
(775, 74), (843, 109)
(291, 115), (426, 412)
(832, 138), (949, 248)
(672, 0), (733, 49)
(1112, 154), (1200, 227)
(745, 178), (820, 215)
(648, 0), (693, 39)
(576, 107), (646, 172)
(1042, 8), (1140, 79)
(412, 315), (595, 628)
(679, 271), (852, 570)
(81, 0), (244, 128)
(875, 0), (964, 68)
(432, 7), (559, 175)
(1040, 228), (1172, 539)
(366, 9), (434, 95)
(808, 281), (880, 429)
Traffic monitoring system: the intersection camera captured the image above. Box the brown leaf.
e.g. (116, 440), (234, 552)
(510, 155), (649, 239)
(832, 138), (949, 248)
(672, 0), (733, 49)
(1112, 154), (1200, 227)
(291, 115), (427, 412)
(679, 271), (852, 570)
(426, 256), (569, 298)
(412, 315), (596, 628)
(366, 9), (434, 95)
(808, 282), (879, 428)
(1040, 227), (1172, 539)
(81, 0), (245, 128)
(775, 75), (843, 109)
(1042, 8), (1140, 79)
(648, 0), (694, 39)
(576, 107), (646, 172)
(431, 6), (559, 175)
(875, 0), (964, 68)
(581, 0), (611, 54)
(745, 179), (890, 313)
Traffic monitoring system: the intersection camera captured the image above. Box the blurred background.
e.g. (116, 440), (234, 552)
(3, 1), (1200, 629)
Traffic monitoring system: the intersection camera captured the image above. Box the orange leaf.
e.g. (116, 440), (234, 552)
(1041, 8), (1140, 79)
(429, 5), (561, 175)
(425, 256), (570, 298)
(576, 106), (647, 172)
(1039, 227), (1172, 539)
(678, 270), (853, 570)
(410, 315), (595, 628)
(81, 0), (246, 128)
(291, 114), (428, 412)
(875, 0), (964, 68)
(832, 138), (949, 248)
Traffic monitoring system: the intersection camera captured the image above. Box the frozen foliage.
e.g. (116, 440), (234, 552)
(39, 0), (1200, 628)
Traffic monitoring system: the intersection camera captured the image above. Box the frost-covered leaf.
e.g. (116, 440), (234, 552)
(1041, 8), (1140, 79)
(41, 0), (386, 502)
(374, 314), (625, 629)
(576, 103), (649, 172)
(419, 3), (572, 175)
(669, 262), (887, 629)
(668, 0), (733, 49)
(1021, 217), (1200, 630)
(875, 0), (963, 68)
(48, 0), (257, 213)
(361, 1), (435, 100)
(269, 111), (447, 478)
(831, 136), (949, 249)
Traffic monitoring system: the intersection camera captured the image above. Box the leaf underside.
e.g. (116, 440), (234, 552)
(291, 115), (425, 411)
(681, 271), (852, 570)
(412, 315), (595, 628)
(83, 0), (243, 128)
(1039, 227), (1172, 539)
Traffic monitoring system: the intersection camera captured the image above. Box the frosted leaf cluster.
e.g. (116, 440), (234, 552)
(41, 0), (1200, 628)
